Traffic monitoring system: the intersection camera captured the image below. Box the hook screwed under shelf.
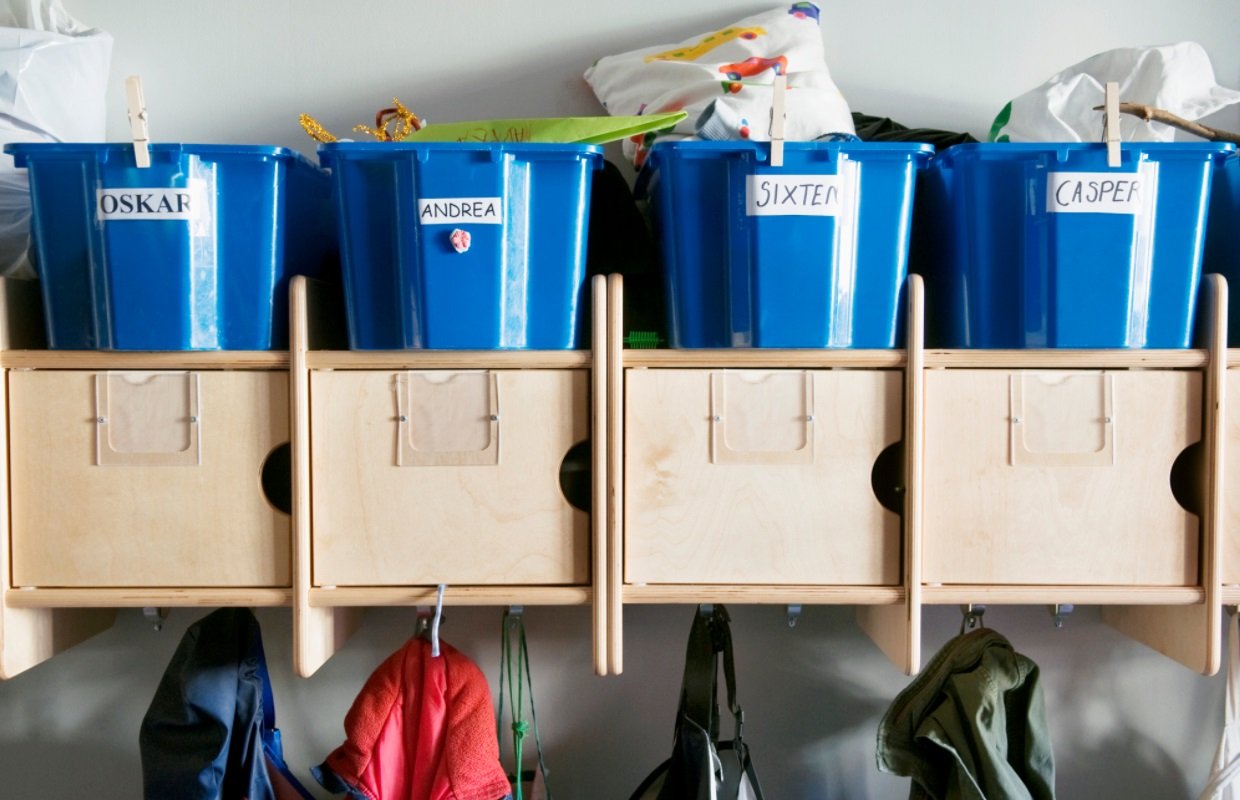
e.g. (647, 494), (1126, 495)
(959, 604), (986, 635)
(1050, 603), (1075, 629)
(143, 606), (169, 632)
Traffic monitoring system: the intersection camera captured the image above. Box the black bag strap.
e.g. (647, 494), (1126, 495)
(677, 605), (744, 744)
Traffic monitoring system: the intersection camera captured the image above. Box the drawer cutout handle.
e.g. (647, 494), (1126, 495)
(1009, 371), (1114, 467)
(710, 370), (814, 465)
(396, 370), (499, 467)
(95, 371), (201, 467)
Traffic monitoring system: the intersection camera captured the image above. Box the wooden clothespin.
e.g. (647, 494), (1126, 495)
(770, 73), (787, 168)
(1103, 80), (1121, 168)
(126, 76), (151, 169)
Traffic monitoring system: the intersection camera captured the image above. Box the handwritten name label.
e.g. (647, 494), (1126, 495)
(746, 175), (841, 216)
(417, 197), (503, 225)
(1047, 172), (1142, 214)
(97, 187), (207, 221)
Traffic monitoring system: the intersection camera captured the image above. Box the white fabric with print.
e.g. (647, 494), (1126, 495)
(583, 3), (853, 166)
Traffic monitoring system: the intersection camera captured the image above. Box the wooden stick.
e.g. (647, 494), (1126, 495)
(1094, 101), (1240, 145)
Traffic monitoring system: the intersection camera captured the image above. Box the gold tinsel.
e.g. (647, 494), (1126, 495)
(298, 113), (337, 143)
(299, 99), (423, 144)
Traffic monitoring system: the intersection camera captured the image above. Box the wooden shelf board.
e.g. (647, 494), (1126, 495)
(6, 587), (292, 608)
(622, 349), (905, 369)
(1, 350), (289, 370)
(921, 585), (1205, 605)
(306, 350), (590, 370)
(923, 349), (1207, 369)
(308, 586), (591, 607)
(622, 585), (904, 604)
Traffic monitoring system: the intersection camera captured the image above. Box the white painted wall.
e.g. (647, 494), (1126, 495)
(1, 1), (1237, 797)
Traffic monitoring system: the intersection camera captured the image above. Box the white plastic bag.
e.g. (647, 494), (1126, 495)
(989, 42), (1240, 143)
(0, 0), (112, 276)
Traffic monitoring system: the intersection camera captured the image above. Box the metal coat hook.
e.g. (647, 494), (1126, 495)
(143, 606), (169, 632)
(415, 583), (447, 657)
(1050, 603), (1075, 629)
(786, 604), (802, 629)
(698, 603), (715, 618)
(959, 603), (986, 635)
(430, 583), (446, 657)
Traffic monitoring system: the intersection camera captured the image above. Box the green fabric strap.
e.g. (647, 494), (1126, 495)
(498, 611), (550, 800)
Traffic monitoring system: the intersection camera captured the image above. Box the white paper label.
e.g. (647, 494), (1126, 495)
(417, 197), (503, 225)
(1046, 172), (1142, 214)
(746, 175), (841, 216)
(97, 186), (208, 221)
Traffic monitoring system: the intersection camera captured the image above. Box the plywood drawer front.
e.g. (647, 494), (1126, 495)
(310, 369), (589, 586)
(625, 369), (901, 585)
(923, 369), (1200, 586)
(1225, 369), (1240, 586)
(10, 370), (291, 588)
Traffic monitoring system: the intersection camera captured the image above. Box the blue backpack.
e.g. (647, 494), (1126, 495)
(140, 607), (313, 800)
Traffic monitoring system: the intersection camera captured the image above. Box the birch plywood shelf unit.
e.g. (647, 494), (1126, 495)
(289, 276), (609, 678)
(0, 269), (1232, 681)
(0, 277), (295, 679)
(603, 273), (1229, 678)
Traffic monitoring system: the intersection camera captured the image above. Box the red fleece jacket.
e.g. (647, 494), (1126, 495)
(319, 636), (510, 800)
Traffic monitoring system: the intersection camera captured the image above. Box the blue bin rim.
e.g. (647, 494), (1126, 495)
(4, 142), (319, 169)
(933, 140), (1235, 166)
(317, 141), (604, 157)
(647, 139), (933, 159)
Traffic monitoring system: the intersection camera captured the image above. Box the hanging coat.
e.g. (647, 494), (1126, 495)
(1201, 614), (1240, 799)
(876, 627), (1055, 800)
(139, 607), (313, 800)
(314, 635), (511, 800)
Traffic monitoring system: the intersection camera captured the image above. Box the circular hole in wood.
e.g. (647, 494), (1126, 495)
(1169, 441), (1203, 516)
(559, 439), (591, 513)
(870, 440), (904, 515)
(260, 442), (293, 515)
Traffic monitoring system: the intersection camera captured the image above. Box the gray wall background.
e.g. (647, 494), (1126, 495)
(2, 1), (1238, 797)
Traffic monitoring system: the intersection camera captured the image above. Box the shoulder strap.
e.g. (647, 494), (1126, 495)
(678, 605), (744, 743)
(713, 607), (744, 743)
(679, 606), (721, 738)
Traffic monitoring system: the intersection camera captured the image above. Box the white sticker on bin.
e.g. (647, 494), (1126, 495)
(746, 175), (841, 216)
(418, 197), (503, 225)
(97, 186), (209, 221)
(1046, 172), (1142, 214)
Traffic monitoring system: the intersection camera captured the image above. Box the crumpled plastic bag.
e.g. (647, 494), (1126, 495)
(584, 2), (854, 167)
(0, 0), (112, 277)
(989, 42), (1240, 143)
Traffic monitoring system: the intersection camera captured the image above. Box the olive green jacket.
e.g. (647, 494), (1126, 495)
(876, 628), (1055, 800)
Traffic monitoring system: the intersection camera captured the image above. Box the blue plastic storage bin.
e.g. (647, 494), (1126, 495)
(645, 140), (932, 348)
(318, 142), (603, 350)
(1204, 149), (1240, 345)
(5, 143), (336, 350)
(914, 142), (1233, 348)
